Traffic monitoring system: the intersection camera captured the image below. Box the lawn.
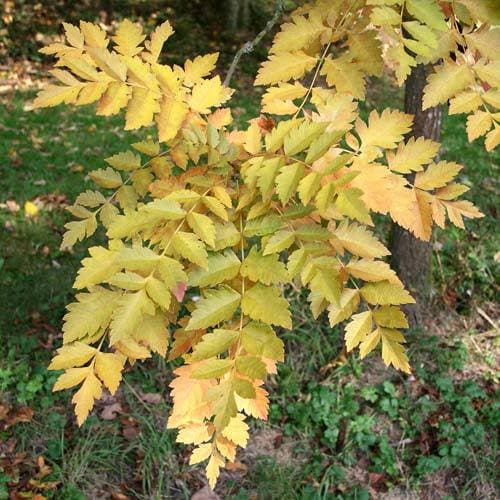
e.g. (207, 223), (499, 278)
(0, 81), (498, 499)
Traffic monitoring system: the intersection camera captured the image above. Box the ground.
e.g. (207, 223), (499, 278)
(0, 69), (499, 499)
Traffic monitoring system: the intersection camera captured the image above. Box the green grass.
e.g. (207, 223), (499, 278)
(0, 87), (499, 498)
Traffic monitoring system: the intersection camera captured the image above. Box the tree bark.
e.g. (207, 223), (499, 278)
(389, 64), (442, 327)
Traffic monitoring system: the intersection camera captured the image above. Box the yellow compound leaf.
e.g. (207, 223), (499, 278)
(241, 283), (292, 329)
(370, 6), (400, 26)
(94, 352), (125, 394)
(474, 61), (500, 89)
(265, 118), (303, 153)
(243, 121), (262, 155)
(72, 371), (102, 426)
(202, 196), (229, 221)
(262, 82), (307, 115)
(132, 139), (160, 157)
(49, 342), (97, 370)
(75, 190), (106, 209)
(386, 44), (416, 86)
(216, 435), (237, 461)
(390, 187), (433, 240)
(186, 286), (241, 331)
(345, 311), (373, 352)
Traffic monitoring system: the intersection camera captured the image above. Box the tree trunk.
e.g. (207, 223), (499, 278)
(227, 0), (240, 33)
(389, 64), (442, 327)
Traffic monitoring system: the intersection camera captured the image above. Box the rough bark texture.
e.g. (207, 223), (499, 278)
(389, 64), (442, 327)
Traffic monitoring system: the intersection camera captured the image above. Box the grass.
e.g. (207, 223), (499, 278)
(0, 83), (499, 499)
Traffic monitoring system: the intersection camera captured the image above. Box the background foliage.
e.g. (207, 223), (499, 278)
(0, 1), (499, 498)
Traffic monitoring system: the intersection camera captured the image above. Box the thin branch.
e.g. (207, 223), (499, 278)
(223, 0), (284, 87)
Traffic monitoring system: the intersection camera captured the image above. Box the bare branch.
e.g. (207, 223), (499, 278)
(224, 0), (284, 87)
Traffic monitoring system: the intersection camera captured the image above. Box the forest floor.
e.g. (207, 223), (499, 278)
(0, 66), (499, 499)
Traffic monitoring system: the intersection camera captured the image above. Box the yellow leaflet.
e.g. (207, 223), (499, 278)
(156, 96), (188, 142)
(94, 352), (125, 394)
(422, 63), (473, 110)
(49, 342), (96, 370)
(255, 51), (317, 86)
(345, 311), (372, 352)
(186, 286), (241, 331)
(188, 76), (232, 114)
(241, 283), (292, 329)
(72, 372), (102, 426)
(184, 53), (219, 86)
(221, 414), (249, 448)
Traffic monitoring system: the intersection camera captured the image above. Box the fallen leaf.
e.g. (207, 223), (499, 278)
(101, 402), (122, 420)
(140, 393), (163, 404)
(191, 485), (221, 500)
(24, 201), (39, 218)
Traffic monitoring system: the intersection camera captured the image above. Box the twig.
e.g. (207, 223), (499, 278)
(224, 0), (284, 87)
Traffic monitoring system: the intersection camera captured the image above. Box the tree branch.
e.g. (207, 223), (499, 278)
(223, 0), (284, 87)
